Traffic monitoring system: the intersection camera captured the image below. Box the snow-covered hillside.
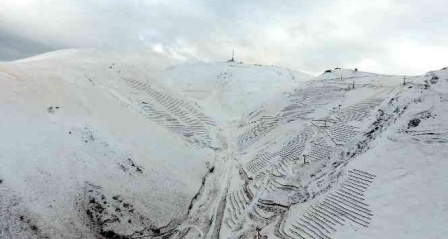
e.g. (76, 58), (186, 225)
(161, 62), (313, 124)
(1, 50), (447, 239)
(176, 67), (448, 239)
(0, 50), (218, 238)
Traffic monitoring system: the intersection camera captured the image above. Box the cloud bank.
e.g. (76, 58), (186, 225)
(1, 0), (447, 74)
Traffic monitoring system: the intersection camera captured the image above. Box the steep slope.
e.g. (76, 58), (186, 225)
(161, 62), (313, 124)
(176, 68), (448, 239)
(1, 49), (447, 239)
(0, 50), (218, 238)
(176, 69), (402, 238)
(337, 68), (448, 239)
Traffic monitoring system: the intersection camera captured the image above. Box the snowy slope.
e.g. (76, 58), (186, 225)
(1, 49), (447, 239)
(160, 62), (313, 125)
(336, 68), (448, 239)
(314, 67), (415, 86)
(0, 50), (218, 238)
(176, 68), (448, 239)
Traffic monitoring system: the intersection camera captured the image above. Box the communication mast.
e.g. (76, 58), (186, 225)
(228, 49), (235, 62)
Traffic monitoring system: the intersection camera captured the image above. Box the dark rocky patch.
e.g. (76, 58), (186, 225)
(79, 182), (160, 239)
(408, 118), (421, 128)
(16, 214), (49, 238)
(47, 107), (54, 114)
(47, 106), (61, 114)
(127, 158), (144, 173)
(430, 76), (439, 84)
(151, 228), (161, 234)
(100, 230), (130, 239)
(118, 158), (144, 175)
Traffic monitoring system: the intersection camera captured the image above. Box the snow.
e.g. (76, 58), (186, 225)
(182, 66), (448, 239)
(1, 49), (447, 239)
(0, 49), (215, 238)
(332, 68), (448, 239)
(160, 61), (313, 125)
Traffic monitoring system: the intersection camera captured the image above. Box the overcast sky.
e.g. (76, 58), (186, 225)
(1, 0), (447, 75)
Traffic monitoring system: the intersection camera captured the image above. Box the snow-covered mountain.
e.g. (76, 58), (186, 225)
(0, 50), (218, 238)
(0, 50), (447, 239)
(160, 62), (313, 125)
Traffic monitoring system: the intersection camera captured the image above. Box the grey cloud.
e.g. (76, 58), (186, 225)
(0, 0), (447, 74)
(0, 28), (58, 61)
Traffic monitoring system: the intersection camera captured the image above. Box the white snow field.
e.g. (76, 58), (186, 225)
(161, 62), (313, 125)
(0, 50), (217, 238)
(0, 50), (447, 239)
